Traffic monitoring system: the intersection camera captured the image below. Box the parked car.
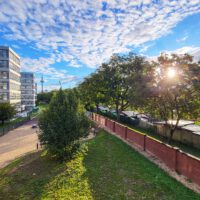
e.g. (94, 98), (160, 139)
(32, 124), (38, 129)
(120, 111), (139, 125)
(99, 106), (109, 113)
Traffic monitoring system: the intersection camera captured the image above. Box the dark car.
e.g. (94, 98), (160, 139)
(32, 124), (38, 129)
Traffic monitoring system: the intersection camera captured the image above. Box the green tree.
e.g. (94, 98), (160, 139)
(0, 103), (16, 124)
(99, 53), (147, 120)
(36, 91), (56, 105)
(79, 72), (106, 112)
(131, 53), (200, 143)
(39, 89), (90, 160)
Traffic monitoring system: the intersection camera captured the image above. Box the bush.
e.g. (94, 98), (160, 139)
(39, 89), (90, 160)
(0, 103), (16, 124)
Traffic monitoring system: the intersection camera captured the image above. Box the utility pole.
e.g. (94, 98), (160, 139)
(40, 75), (44, 93)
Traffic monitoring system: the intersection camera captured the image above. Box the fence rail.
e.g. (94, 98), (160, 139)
(92, 112), (200, 187)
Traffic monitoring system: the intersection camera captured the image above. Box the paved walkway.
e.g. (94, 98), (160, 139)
(0, 119), (39, 169)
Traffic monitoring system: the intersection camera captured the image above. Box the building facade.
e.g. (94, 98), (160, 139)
(21, 72), (36, 110)
(0, 46), (21, 111)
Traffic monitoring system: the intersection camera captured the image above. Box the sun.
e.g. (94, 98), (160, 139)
(167, 68), (176, 78)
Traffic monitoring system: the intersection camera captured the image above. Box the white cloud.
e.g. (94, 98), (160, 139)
(147, 46), (200, 62)
(176, 35), (188, 42)
(0, 0), (200, 87)
(171, 46), (200, 61)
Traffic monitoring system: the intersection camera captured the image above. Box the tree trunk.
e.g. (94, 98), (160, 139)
(116, 102), (120, 121)
(96, 104), (99, 113)
(167, 128), (174, 144)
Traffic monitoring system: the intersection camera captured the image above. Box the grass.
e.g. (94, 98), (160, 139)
(195, 121), (200, 126)
(0, 130), (199, 200)
(29, 104), (49, 119)
(38, 104), (49, 112)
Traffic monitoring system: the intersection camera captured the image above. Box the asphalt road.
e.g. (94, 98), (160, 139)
(0, 119), (39, 169)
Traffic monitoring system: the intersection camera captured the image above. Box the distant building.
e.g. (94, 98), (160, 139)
(21, 72), (36, 110)
(0, 46), (21, 111)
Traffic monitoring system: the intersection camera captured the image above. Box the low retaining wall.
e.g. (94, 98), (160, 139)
(92, 113), (200, 186)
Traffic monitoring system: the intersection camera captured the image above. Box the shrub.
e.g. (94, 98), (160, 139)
(39, 89), (90, 160)
(0, 102), (16, 124)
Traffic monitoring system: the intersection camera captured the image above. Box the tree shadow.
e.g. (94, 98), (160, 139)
(0, 151), (66, 200)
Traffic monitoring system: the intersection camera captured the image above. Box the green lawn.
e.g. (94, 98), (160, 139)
(0, 131), (199, 200)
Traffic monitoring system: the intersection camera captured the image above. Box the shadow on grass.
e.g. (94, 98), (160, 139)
(0, 151), (65, 200)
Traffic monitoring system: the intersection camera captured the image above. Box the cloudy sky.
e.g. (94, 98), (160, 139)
(0, 0), (200, 91)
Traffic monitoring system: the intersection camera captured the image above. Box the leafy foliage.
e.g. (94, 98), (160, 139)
(129, 53), (200, 143)
(36, 91), (56, 105)
(39, 89), (90, 160)
(0, 103), (16, 124)
(79, 53), (147, 120)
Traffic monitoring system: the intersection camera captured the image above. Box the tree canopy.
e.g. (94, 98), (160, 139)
(129, 53), (200, 143)
(0, 103), (16, 124)
(39, 89), (90, 160)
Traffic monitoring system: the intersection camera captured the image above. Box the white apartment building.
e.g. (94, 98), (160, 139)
(21, 72), (36, 110)
(0, 46), (21, 111)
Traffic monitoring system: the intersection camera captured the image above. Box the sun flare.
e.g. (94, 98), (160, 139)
(167, 68), (176, 78)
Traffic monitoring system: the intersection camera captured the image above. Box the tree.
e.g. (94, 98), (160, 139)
(79, 72), (106, 112)
(131, 53), (200, 143)
(36, 91), (55, 105)
(39, 89), (90, 160)
(98, 53), (147, 120)
(0, 103), (16, 124)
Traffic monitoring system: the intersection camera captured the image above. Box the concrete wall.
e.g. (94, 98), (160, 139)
(155, 124), (200, 150)
(92, 113), (200, 186)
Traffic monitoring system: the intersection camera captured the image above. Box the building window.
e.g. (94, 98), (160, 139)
(0, 49), (8, 58)
(10, 62), (20, 73)
(0, 83), (8, 90)
(0, 93), (8, 100)
(0, 60), (8, 68)
(9, 52), (20, 65)
(0, 72), (8, 79)
(9, 72), (20, 82)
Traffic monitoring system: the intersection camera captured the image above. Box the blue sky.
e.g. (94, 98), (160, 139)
(0, 0), (200, 91)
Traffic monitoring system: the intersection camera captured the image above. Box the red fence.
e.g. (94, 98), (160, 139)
(92, 113), (200, 186)
(127, 128), (145, 150)
(145, 136), (177, 170)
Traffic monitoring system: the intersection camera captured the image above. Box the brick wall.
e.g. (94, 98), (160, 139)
(145, 136), (177, 170)
(177, 151), (200, 185)
(106, 119), (115, 132)
(115, 122), (126, 139)
(126, 128), (145, 150)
